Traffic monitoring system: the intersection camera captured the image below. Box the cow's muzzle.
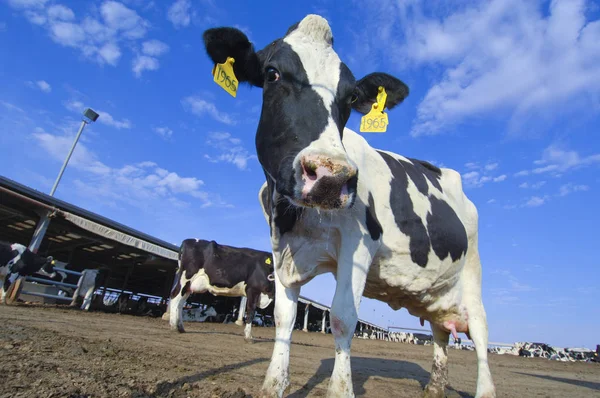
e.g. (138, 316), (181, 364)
(298, 155), (358, 209)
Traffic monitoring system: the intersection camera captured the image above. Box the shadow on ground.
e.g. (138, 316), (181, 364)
(513, 371), (600, 391)
(288, 356), (472, 397)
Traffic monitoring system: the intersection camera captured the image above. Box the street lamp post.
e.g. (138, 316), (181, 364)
(28, 108), (99, 253)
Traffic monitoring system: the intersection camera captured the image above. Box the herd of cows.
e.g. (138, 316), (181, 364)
(2, 13), (600, 398)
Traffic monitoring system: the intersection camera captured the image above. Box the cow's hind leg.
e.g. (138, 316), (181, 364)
(169, 281), (190, 333)
(424, 325), (450, 398)
(243, 289), (260, 342)
(463, 249), (496, 398)
(81, 286), (95, 311)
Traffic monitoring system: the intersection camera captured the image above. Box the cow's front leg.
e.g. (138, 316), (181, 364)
(260, 270), (299, 398)
(243, 289), (260, 342)
(327, 243), (374, 398)
(1, 273), (19, 304)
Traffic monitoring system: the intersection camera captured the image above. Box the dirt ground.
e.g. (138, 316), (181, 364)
(0, 304), (598, 398)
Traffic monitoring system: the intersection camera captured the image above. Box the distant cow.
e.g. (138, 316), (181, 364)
(67, 268), (110, 310)
(0, 242), (57, 304)
(169, 239), (275, 341)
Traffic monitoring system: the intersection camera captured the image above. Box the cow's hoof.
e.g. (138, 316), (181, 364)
(423, 385), (445, 398)
(244, 337), (254, 344)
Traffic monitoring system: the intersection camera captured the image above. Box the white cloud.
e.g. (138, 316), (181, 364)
(98, 42), (121, 65)
(484, 162), (499, 171)
(519, 181), (546, 189)
(132, 55), (159, 77)
(142, 39), (169, 56)
(97, 110), (131, 129)
(7, 0), (165, 75)
(167, 0), (191, 28)
(559, 183), (589, 196)
(525, 196), (548, 207)
(100, 1), (148, 40)
(364, 0), (600, 136)
(516, 145), (600, 177)
(462, 167), (506, 188)
(182, 96), (236, 125)
(153, 126), (173, 139)
(47, 4), (74, 21)
(31, 129), (226, 208)
(26, 80), (51, 93)
(64, 100), (131, 129)
(204, 132), (256, 170)
(487, 198), (496, 204)
(0, 100), (25, 113)
(7, 0), (48, 8)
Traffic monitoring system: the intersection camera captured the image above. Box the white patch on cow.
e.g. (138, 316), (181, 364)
(189, 269), (248, 297)
(283, 15), (353, 180)
(258, 293), (273, 309)
(3, 243), (26, 271)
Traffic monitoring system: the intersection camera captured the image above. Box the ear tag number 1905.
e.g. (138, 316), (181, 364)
(360, 86), (389, 133)
(212, 57), (238, 98)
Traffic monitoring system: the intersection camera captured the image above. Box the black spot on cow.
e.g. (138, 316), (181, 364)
(408, 158), (443, 193)
(377, 151), (430, 267)
(180, 281), (190, 297)
(427, 196), (468, 262)
(365, 192), (382, 241)
(274, 197), (303, 236)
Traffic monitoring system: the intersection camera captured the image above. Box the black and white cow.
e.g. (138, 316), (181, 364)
(0, 242), (57, 304)
(67, 268), (110, 311)
(168, 239), (275, 341)
(203, 15), (495, 398)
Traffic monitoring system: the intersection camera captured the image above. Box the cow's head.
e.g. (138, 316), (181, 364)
(38, 256), (57, 278)
(204, 15), (408, 210)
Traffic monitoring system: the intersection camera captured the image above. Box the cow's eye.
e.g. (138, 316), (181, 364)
(266, 67), (280, 83)
(350, 92), (359, 104)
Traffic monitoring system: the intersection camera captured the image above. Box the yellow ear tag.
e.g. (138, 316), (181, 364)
(265, 258), (272, 265)
(51, 260), (56, 265)
(360, 86), (389, 133)
(212, 57), (238, 98)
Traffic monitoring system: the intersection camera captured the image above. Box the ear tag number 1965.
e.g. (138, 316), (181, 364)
(212, 57), (238, 98)
(360, 86), (388, 133)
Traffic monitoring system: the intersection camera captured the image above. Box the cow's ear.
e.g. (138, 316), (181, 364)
(352, 72), (409, 114)
(203, 27), (264, 87)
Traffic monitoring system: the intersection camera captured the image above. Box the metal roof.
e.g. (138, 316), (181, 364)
(0, 175), (179, 252)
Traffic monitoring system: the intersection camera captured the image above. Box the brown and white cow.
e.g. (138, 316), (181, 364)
(168, 239), (275, 341)
(203, 15), (495, 398)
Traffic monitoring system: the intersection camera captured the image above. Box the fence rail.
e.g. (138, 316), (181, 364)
(21, 267), (84, 305)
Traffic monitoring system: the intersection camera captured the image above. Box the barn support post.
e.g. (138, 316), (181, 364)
(321, 309), (327, 334)
(121, 263), (135, 292)
(303, 303), (310, 332)
(235, 296), (247, 326)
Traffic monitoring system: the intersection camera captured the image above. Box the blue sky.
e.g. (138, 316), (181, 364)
(1, 0), (599, 349)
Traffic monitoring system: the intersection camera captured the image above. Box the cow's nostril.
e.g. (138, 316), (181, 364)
(303, 161), (318, 180)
